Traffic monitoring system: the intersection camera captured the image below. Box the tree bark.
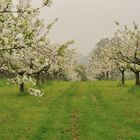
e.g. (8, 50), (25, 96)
(19, 72), (25, 94)
(20, 82), (24, 93)
(135, 72), (140, 86)
(121, 71), (125, 85)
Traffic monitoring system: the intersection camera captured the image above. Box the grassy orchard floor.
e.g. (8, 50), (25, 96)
(0, 80), (140, 140)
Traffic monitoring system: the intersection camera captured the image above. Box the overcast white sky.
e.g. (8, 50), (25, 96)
(16, 0), (140, 56)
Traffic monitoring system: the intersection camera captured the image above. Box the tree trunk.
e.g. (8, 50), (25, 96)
(20, 82), (24, 93)
(121, 71), (125, 85)
(106, 71), (109, 80)
(102, 72), (105, 80)
(36, 73), (40, 85)
(135, 72), (140, 86)
(19, 72), (25, 94)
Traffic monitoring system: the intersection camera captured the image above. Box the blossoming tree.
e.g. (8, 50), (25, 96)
(114, 22), (140, 86)
(0, 0), (80, 95)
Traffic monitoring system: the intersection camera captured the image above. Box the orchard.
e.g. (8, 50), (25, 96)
(0, 1), (140, 140)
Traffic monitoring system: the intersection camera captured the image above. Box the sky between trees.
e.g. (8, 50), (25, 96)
(15, 0), (140, 56)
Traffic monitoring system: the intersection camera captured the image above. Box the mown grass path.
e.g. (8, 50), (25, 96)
(0, 81), (140, 140)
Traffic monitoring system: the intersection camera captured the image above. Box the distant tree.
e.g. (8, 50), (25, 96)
(76, 64), (88, 81)
(105, 37), (127, 85)
(87, 38), (114, 80)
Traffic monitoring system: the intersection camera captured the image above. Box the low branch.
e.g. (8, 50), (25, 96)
(0, 46), (25, 52)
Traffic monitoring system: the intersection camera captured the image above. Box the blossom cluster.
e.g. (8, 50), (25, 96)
(8, 74), (33, 85)
(28, 88), (44, 97)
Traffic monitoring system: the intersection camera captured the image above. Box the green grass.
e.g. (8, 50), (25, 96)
(0, 80), (140, 140)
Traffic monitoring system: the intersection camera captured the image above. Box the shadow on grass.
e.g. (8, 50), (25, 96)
(16, 90), (29, 97)
(128, 86), (140, 95)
